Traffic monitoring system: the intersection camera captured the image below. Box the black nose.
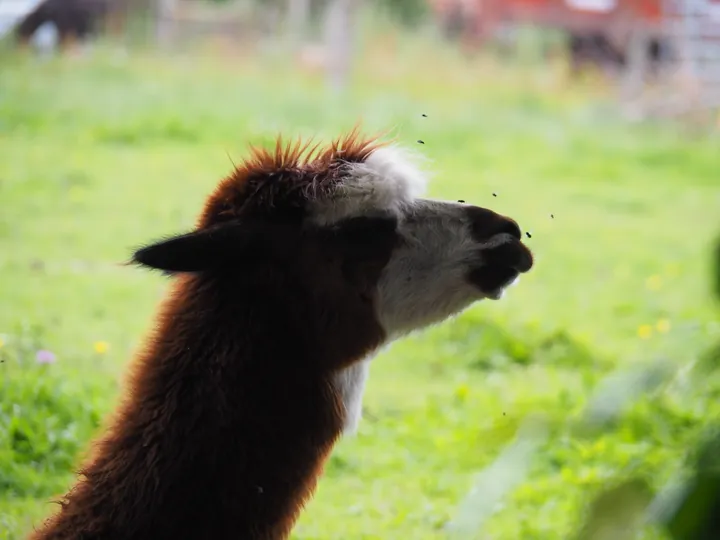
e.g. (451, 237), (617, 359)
(465, 206), (522, 242)
(482, 241), (534, 273)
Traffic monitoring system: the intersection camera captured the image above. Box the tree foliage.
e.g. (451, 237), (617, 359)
(371, 0), (429, 28)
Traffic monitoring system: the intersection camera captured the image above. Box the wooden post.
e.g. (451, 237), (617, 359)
(155, 0), (176, 47)
(619, 25), (650, 120)
(286, 0), (311, 46)
(322, 0), (360, 93)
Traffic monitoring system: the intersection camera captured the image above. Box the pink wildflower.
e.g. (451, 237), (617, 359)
(36, 349), (57, 364)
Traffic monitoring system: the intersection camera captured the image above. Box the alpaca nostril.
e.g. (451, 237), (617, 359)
(499, 219), (521, 240)
(466, 206), (523, 242)
(482, 241), (534, 273)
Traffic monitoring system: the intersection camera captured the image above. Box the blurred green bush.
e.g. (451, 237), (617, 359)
(0, 329), (112, 499)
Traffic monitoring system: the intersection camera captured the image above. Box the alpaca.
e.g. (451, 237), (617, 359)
(30, 128), (534, 540)
(15, 0), (125, 52)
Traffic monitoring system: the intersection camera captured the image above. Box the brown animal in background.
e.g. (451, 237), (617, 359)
(15, 0), (124, 51)
(29, 128), (534, 539)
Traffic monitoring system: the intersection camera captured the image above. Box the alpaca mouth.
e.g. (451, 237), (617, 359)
(468, 238), (534, 297)
(469, 265), (520, 298)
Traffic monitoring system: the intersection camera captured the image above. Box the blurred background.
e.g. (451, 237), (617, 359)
(1, 0), (719, 539)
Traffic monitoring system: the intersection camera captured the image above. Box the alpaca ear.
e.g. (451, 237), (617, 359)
(131, 224), (250, 274)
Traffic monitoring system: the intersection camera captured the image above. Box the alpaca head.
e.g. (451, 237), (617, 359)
(133, 129), (533, 358)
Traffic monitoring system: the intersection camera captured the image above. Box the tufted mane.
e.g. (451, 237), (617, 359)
(199, 126), (390, 228)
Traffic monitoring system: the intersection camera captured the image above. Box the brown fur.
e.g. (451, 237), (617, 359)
(30, 130), (401, 539)
(200, 126), (388, 227)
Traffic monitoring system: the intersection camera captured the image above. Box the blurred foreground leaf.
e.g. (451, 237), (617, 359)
(661, 428), (720, 540)
(445, 416), (549, 539)
(573, 479), (653, 540)
(650, 236), (720, 539)
(578, 359), (674, 432)
(714, 236), (720, 301)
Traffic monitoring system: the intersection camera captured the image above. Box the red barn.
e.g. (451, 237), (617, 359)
(429, 0), (671, 72)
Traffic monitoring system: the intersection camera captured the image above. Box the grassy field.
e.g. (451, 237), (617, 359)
(1, 33), (719, 539)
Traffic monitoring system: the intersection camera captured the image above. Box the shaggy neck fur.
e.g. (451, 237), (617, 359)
(29, 128), (534, 539)
(30, 271), (384, 540)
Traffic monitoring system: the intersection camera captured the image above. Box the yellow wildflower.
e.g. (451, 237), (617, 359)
(665, 263), (680, 277)
(94, 341), (109, 354)
(646, 275), (662, 291)
(637, 324), (653, 339)
(656, 319), (671, 333)
(454, 383), (470, 401)
(0, 337), (4, 349)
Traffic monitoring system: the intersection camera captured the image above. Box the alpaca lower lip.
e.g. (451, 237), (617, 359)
(470, 236), (533, 293)
(514, 246), (533, 273)
(468, 265), (519, 295)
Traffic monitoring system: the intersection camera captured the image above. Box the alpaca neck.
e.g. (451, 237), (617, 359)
(35, 274), (347, 540)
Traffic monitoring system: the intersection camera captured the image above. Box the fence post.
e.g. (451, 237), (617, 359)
(322, 0), (360, 93)
(286, 0), (311, 47)
(155, 0), (177, 47)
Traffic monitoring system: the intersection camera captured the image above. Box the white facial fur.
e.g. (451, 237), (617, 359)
(375, 198), (492, 338)
(331, 357), (372, 435)
(307, 145), (429, 227)
(317, 146), (520, 433)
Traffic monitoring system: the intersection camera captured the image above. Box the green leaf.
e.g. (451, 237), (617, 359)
(573, 479), (653, 540)
(664, 429), (720, 540)
(445, 416), (549, 539)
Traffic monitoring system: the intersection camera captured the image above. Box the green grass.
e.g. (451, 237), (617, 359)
(1, 33), (719, 539)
